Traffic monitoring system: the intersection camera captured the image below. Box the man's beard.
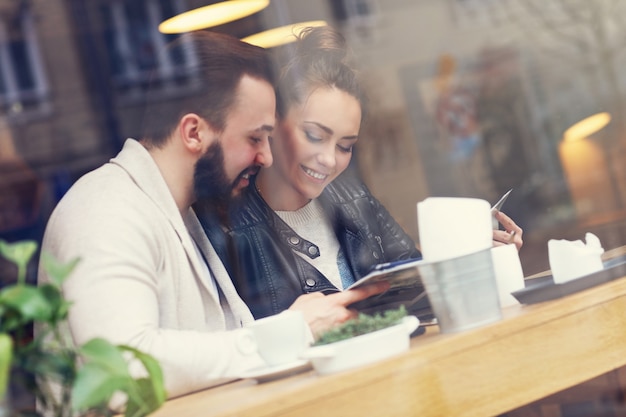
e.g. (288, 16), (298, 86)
(193, 142), (233, 223)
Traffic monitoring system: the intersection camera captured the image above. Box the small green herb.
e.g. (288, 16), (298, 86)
(314, 305), (408, 346)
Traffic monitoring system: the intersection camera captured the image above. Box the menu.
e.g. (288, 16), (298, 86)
(346, 259), (433, 319)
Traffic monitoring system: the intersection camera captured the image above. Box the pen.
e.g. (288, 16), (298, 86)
(491, 189), (513, 229)
(507, 230), (517, 244)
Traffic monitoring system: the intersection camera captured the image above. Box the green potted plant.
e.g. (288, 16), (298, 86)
(0, 239), (166, 417)
(301, 306), (419, 375)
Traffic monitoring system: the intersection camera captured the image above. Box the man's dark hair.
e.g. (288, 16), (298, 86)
(142, 31), (274, 147)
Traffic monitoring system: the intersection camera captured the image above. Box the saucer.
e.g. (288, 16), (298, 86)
(239, 359), (311, 383)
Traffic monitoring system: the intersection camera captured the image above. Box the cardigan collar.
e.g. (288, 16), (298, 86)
(110, 139), (253, 326)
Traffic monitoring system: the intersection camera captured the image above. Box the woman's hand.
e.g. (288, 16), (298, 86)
(493, 211), (523, 251)
(288, 282), (390, 338)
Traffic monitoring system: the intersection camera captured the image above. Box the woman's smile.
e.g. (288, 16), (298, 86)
(301, 165), (329, 182)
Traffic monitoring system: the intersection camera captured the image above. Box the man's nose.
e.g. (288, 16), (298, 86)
(255, 139), (273, 167)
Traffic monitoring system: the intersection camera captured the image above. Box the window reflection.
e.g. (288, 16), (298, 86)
(0, 0), (624, 278)
(100, 0), (189, 89)
(3, 0), (626, 411)
(0, 2), (47, 117)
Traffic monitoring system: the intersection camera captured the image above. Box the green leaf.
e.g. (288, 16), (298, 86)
(0, 313), (22, 333)
(125, 378), (160, 417)
(73, 339), (167, 416)
(119, 345), (166, 408)
(0, 240), (37, 268)
(79, 338), (129, 377)
(71, 362), (129, 411)
(0, 334), (13, 398)
(40, 252), (80, 288)
(21, 347), (76, 383)
(73, 342), (166, 416)
(0, 240), (38, 285)
(0, 285), (53, 323)
(38, 284), (72, 323)
(57, 301), (72, 319)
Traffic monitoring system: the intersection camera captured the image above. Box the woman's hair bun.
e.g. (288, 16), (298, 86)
(294, 26), (349, 65)
(275, 25), (364, 118)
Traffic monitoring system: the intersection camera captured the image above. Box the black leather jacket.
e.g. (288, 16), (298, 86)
(197, 174), (421, 319)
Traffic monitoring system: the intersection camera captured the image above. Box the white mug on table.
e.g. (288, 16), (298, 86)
(245, 310), (309, 367)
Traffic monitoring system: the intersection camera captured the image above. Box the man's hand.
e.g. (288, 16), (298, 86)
(493, 211), (523, 251)
(288, 282), (390, 338)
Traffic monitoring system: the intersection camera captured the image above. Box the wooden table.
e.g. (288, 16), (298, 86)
(152, 255), (626, 417)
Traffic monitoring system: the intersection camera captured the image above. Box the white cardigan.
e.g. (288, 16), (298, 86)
(39, 139), (261, 398)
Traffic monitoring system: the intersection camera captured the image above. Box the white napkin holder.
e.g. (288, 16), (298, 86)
(417, 197), (492, 262)
(491, 244), (525, 307)
(548, 233), (604, 284)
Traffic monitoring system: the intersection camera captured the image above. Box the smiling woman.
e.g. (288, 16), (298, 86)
(259, 86), (361, 211)
(197, 25), (422, 320)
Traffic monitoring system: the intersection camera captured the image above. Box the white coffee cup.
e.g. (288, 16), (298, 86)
(245, 310), (308, 367)
(491, 244), (525, 307)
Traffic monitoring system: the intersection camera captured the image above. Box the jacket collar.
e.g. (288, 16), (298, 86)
(244, 177), (322, 259)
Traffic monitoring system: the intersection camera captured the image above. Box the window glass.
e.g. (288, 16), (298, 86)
(3, 1), (626, 412)
(9, 39), (34, 91)
(100, 0), (187, 87)
(0, 5), (46, 115)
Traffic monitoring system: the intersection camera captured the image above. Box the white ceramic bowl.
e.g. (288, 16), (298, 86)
(300, 316), (420, 375)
